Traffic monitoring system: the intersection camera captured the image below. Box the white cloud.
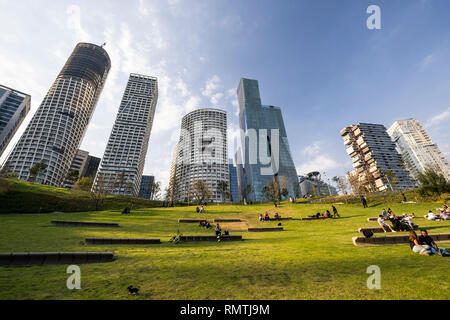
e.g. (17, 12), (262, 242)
(296, 141), (340, 175)
(66, 5), (91, 42)
(425, 107), (450, 128)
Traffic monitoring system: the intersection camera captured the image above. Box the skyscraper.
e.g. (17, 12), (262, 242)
(0, 85), (31, 158)
(237, 78), (299, 201)
(388, 119), (450, 182)
(62, 149), (101, 188)
(341, 123), (414, 192)
(139, 175), (155, 200)
(94, 74), (158, 197)
(173, 108), (229, 202)
(228, 159), (239, 202)
(62, 149), (89, 188)
(167, 142), (179, 203)
(6, 43), (110, 185)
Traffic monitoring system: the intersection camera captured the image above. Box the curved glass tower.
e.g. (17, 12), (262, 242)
(6, 43), (111, 186)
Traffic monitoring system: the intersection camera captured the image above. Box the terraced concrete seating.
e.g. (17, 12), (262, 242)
(51, 220), (119, 228)
(179, 235), (242, 242)
(358, 226), (418, 234)
(178, 219), (208, 223)
(367, 218), (378, 222)
(301, 217), (332, 221)
(268, 217), (293, 221)
(85, 238), (161, 245)
(0, 252), (115, 267)
(213, 219), (243, 223)
(352, 233), (450, 246)
(248, 227), (284, 232)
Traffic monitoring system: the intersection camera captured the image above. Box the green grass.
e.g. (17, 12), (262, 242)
(0, 178), (162, 213)
(0, 200), (449, 300)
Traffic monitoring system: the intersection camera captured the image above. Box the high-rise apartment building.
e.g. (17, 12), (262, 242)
(6, 43), (110, 185)
(387, 119), (450, 182)
(341, 123), (414, 192)
(0, 85), (31, 158)
(237, 78), (299, 201)
(63, 149), (89, 188)
(94, 74), (158, 197)
(173, 108), (229, 202)
(62, 149), (101, 188)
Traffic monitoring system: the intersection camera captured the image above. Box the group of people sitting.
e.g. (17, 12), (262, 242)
(308, 205), (340, 219)
(196, 205), (206, 214)
(259, 212), (282, 222)
(409, 229), (449, 257)
(377, 208), (416, 232)
(199, 220), (213, 229)
(426, 205), (450, 220)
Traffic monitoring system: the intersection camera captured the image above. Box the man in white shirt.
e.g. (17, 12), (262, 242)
(377, 215), (396, 232)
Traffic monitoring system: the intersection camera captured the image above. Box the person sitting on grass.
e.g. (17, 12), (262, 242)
(382, 209), (388, 217)
(377, 215), (396, 233)
(274, 212), (281, 220)
(402, 214), (414, 229)
(264, 212), (270, 221)
(316, 212), (321, 219)
(439, 211), (449, 220)
(426, 211), (438, 221)
(419, 229), (450, 257)
(332, 205), (340, 218)
(224, 230), (230, 236)
(409, 230), (430, 256)
(259, 214), (264, 222)
(196, 207), (200, 214)
(205, 222), (212, 229)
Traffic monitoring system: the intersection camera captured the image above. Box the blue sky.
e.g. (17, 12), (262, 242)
(0, 0), (449, 190)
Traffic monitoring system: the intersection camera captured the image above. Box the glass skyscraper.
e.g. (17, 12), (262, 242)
(237, 78), (299, 201)
(0, 85), (31, 158)
(6, 43), (110, 185)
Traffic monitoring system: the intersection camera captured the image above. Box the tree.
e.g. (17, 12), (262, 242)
(65, 170), (80, 185)
(417, 169), (450, 199)
(278, 176), (290, 200)
(262, 178), (280, 203)
(29, 160), (48, 183)
(114, 171), (130, 196)
(76, 176), (94, 192)
(383, 170), (398, 191)
(217, 180), (230, 203)
(90, 175), (112, 211)
(190, 180), (212, 204)
(242, 184), (254, 201)
(0, 163), (17, 179)
(150, 181), (161, 200)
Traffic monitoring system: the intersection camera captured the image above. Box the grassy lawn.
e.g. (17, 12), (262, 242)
(0, 201), (449, 300)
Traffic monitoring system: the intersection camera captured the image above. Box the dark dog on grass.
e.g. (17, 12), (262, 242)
(127, 286), (139, 295)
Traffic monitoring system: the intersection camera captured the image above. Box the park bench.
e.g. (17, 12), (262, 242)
(178, 219), (208, 223)
(352, 233), (450, 246)
(179, 235), (242, 242)
(213, 219), (243, 223)
(358, 226), (418, 234)
(0, 252), (115, 267)
(51, 220), (119, 227)
(85, 238), (161, 245)
(300, 217), (332, 221)
(248, 227), (284, 232)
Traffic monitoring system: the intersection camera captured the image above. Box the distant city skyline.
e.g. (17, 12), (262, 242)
(1, 0), (449, 191)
